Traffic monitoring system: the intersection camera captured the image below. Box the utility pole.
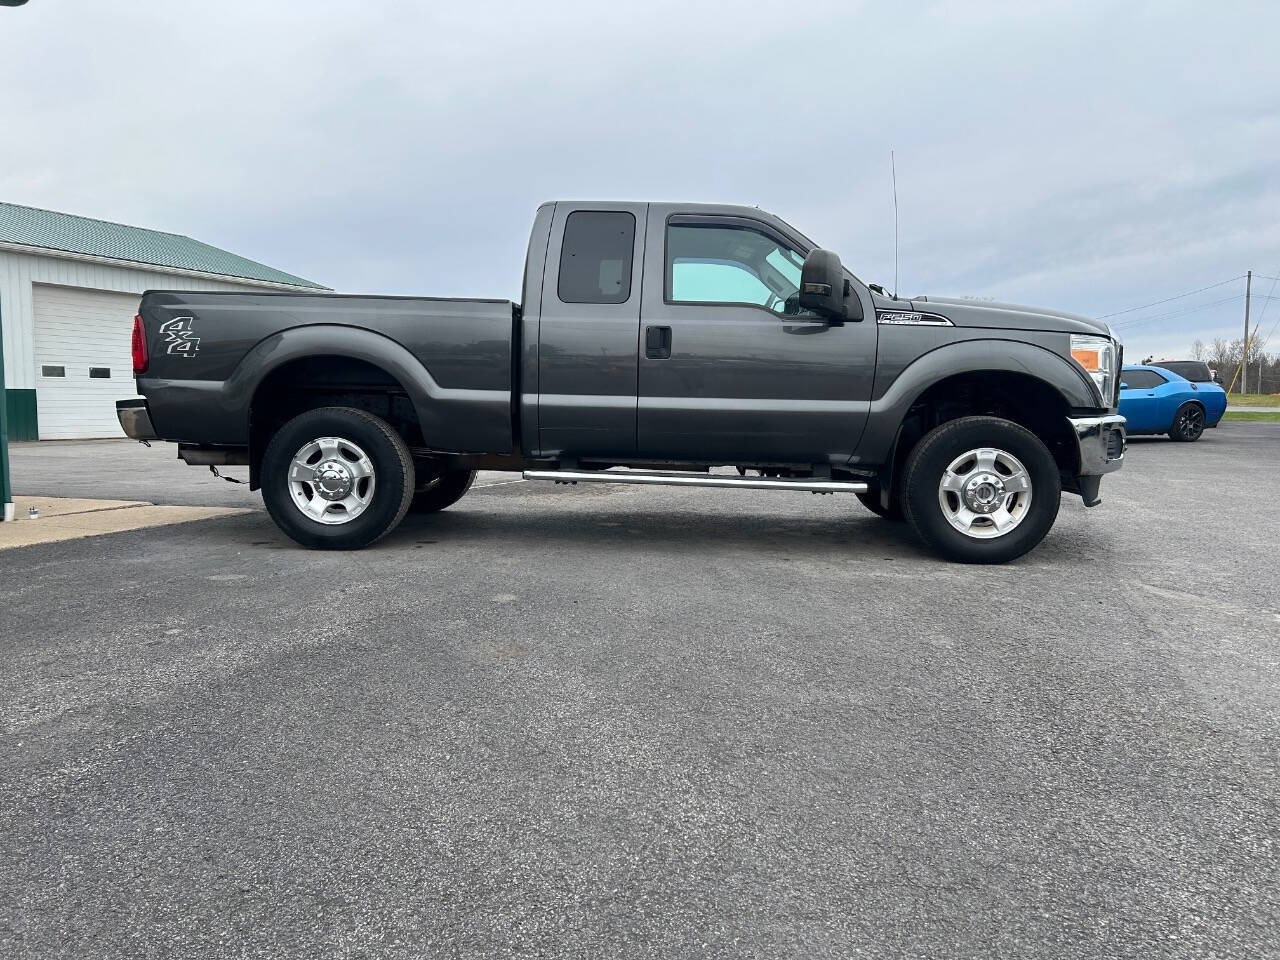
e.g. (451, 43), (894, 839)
(1242, 270), (1251, 394)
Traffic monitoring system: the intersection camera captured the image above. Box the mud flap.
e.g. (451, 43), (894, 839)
(1078, 474), (1102, 507)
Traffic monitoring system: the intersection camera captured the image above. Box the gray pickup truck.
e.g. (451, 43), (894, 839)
(117, 201), (1125, 563)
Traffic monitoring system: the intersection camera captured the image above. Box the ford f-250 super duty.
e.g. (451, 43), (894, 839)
(117, 201), (1126, 563)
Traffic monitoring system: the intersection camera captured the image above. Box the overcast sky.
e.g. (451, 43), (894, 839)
(2, 0), (1278, 360)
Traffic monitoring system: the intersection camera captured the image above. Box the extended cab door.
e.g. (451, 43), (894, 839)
(534, 202), (646, 458)
(636, 205), (877, 463)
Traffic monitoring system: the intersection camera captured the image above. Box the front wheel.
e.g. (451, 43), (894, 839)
(901, 416), (1061, 564)
(261, 406), (415, 549)
(1168, 403), (1205, 442)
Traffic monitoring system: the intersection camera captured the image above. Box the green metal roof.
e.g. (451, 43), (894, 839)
(0, 201), (328, 289)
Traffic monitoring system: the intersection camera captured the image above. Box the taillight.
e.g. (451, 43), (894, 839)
(131, 314), (148, 375)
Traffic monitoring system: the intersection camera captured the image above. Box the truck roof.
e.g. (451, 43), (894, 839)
(547, 199), (775, 218)
(542, 200), (817, 248)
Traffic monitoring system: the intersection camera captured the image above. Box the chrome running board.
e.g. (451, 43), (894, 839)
(522, 468), (868, 494)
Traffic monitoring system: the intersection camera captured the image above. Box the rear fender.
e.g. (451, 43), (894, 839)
(1167, 393), (1204, 428)
(237, 325), (511, 453)
(146, 324), (514, 456)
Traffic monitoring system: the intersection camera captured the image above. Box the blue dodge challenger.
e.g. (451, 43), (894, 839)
(1119, 364), (1227, 441)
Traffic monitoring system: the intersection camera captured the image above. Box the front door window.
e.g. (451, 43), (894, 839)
(666, 223), (809, 314)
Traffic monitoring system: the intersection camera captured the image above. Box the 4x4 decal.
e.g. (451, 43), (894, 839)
(159, 316), (200, 357)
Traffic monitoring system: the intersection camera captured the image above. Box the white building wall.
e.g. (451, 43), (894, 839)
(1, 247), (311, 390)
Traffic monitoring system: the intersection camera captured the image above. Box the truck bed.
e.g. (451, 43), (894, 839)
(136, 290), (518, 453)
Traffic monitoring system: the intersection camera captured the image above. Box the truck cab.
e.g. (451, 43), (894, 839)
(520, 202), (877, 464)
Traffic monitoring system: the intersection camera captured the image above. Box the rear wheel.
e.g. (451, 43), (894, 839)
(902, 416), (1061, 564)
(261, 406), (415, 549)
(409, 469), (476, 513)
(1168, 403), (1205, 442)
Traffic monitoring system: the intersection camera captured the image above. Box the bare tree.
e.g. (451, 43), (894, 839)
(1207, 338), (1243, 391)
(1209, 337), (1235, 368)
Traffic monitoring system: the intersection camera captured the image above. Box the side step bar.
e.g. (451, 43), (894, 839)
(522, 469), (868, 494)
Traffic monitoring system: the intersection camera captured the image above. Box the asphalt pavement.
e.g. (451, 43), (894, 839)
(3, 427), (1278, 958)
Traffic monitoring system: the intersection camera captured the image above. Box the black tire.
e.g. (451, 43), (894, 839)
(1168, 402), (1205, 442)
(261, 406), (415, 549)
(901, 416), (1061, 564)
(856, 490), (904, 521)
(409, 469), (476, 513)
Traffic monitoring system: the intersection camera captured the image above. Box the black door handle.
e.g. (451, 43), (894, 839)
(645, 325), (672, 359)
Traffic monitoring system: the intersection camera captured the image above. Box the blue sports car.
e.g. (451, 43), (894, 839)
(1118, 364), (1227, 441)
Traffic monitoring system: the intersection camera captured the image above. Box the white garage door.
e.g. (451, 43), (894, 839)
(33, 284), (140, 439)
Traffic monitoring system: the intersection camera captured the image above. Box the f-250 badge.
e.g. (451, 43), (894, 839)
(159, 316), (200, 357)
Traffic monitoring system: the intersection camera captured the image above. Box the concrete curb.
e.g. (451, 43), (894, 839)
(0, 496), (251, 550)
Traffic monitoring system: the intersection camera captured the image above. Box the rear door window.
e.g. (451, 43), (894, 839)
(557, 211), (636, 304)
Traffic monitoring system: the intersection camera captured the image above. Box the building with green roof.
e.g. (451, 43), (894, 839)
(0, 202), (328, 440)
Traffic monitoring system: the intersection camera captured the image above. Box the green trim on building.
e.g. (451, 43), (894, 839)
(0, 201), (328, 290)
(0, 299), (10, 508)
(4, 389), (36, 441)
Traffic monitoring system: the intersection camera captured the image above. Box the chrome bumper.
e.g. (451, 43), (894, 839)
(116, 398), (158, 441)
(1068, 413), (1126, 476)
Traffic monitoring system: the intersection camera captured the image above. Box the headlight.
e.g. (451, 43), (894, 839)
(1070, 334), (1117, 406)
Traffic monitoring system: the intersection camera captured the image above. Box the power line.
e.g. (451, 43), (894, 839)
(1259, 311), (1280, 353)
(1249, 265), (1279, 352)
(1253, 277), (1280, 355)
(1113, 292), (1280, 330)
(1113, 299), (1239, 329)
(1097, 275), (1246, 319)
(1113, 293), (1245, 329)
(1255, 277), (1278, 325)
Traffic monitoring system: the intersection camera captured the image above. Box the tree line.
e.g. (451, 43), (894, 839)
(1185, 337), (1280, 394)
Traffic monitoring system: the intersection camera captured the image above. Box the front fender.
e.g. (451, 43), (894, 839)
(852, 337), (1099, 467)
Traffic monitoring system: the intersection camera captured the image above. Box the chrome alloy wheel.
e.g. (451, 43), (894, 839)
(287, 436), (376, 525)
(937, 447), (1033, 540)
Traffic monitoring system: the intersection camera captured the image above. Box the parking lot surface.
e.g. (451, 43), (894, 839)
(3, 427), (1279, 958)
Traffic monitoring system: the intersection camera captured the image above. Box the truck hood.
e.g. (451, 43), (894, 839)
(876, 293), (1114, 339)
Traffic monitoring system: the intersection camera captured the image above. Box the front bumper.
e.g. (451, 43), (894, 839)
(1067, 413), (1126, 506)
(116, 398), (159, 441)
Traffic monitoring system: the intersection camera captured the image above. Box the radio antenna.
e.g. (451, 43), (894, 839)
(891, 149), (899, 299)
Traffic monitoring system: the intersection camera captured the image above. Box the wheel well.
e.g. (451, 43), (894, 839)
(248, 356), (423, 485)
(1171, 398), (1206, 429)
(888, 371), (1079, 494)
